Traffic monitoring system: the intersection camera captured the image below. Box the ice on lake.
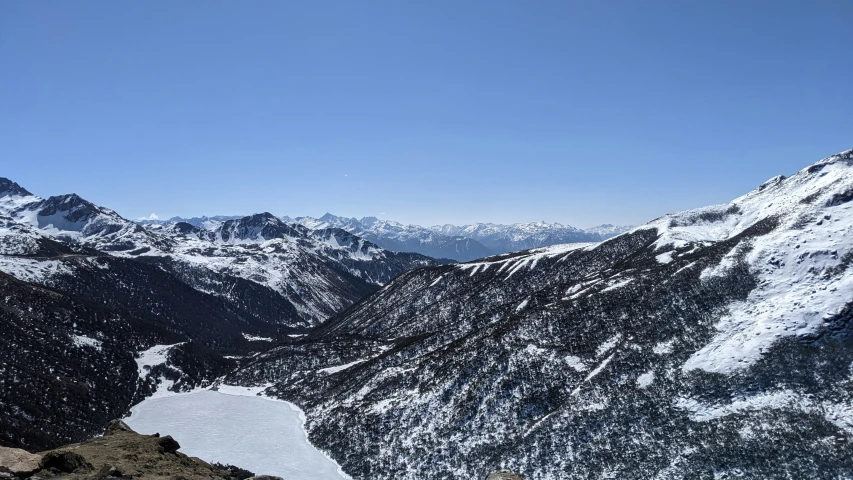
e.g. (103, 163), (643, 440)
(126, 389), (349, 479)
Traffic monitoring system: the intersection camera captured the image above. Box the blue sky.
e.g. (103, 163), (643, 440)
(1, 1), (851, 227)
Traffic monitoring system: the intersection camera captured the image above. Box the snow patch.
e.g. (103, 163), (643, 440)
(652, 340), (674, 355)
(242, 333), (273, 342)
(135, 343), (184, 379)
(596, 333), (622, 357)
(319, 359), (367, 374)
(636, 371), (655, 388)
(564, 355), (588, 372)
(71, 335), (102, 351)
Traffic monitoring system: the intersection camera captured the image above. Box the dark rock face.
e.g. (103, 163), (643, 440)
(156, 436), (181, 454)
(0, 177), (33, 198)
(213, 213), (305, 243)
(40, 451), (93, 473)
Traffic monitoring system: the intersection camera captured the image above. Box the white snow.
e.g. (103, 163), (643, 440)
(563, 355), (588, 372)
(596, 333), (622, 357)
(655, 251), (674, 264)
(636, 371), (655, 388)
(571, 352), (616, 396)
(242, 333), (273, 342)
(652, 340), (675, 355)
(135, 343), (183, 379)
(0, 258), (73, 283)
(616, 151), (853, 374)
(126, 389), (349, 479)
(599, 278), (633, 293)
(675, 389), (853, 434)
(71, 335), (102, 351)
(318, 359), (366, 374)
(456, 242), (593, 280)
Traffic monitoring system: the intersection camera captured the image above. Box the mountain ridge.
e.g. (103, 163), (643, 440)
(225, 148), (853, 479)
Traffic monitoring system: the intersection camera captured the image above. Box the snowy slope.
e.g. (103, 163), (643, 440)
(229, 149), (853, 479)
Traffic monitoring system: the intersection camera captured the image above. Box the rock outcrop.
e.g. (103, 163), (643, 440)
(486, 472), (524, 480)
(0, 421), (277, 479)
(0, 446), (41, 477)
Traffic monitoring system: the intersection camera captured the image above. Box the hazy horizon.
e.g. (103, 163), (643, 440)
(2, 1), (851, 226)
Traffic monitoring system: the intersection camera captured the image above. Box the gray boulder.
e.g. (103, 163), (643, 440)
(0, 446), (42, 477)
(486, 472), (524, 480)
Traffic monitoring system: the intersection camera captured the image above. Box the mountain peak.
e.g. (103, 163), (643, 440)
(0, 178), (33, 198)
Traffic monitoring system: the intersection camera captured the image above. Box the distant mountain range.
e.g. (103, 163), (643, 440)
(143, 214), (631, 262)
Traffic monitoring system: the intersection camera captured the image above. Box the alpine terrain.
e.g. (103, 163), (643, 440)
(0, 178), (437, 451)
(2, 149), (852, 479)
(223, 149), (853, 479)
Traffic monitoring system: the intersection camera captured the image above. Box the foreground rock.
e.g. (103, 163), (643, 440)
(0, 446), (41, 477)
(0, 422), (279, 480)
(486, 472), (524, 480)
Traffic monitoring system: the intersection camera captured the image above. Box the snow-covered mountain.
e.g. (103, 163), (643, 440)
(0, 178), (439, 450)
(0, 180), (438, 327)
(145, 214), (440, 322)
(431, 221), (632, 253)
(290, 213), (629, 261)
(138, 215), (244, 230)
(289, 213), (493, 262)
(228, 149), (853, 479)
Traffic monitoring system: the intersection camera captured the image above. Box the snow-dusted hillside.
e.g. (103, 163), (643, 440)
(228, 149), (853, 479)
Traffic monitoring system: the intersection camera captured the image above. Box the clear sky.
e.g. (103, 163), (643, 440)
(1, 1), (851, 227)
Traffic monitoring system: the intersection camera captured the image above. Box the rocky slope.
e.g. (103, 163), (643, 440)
(226, 149), (853, 479)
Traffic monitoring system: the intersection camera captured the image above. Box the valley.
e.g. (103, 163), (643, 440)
(1, 149), (852, 479)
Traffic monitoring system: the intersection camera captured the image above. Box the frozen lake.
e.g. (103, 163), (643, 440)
(126, 389), (349, 480)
